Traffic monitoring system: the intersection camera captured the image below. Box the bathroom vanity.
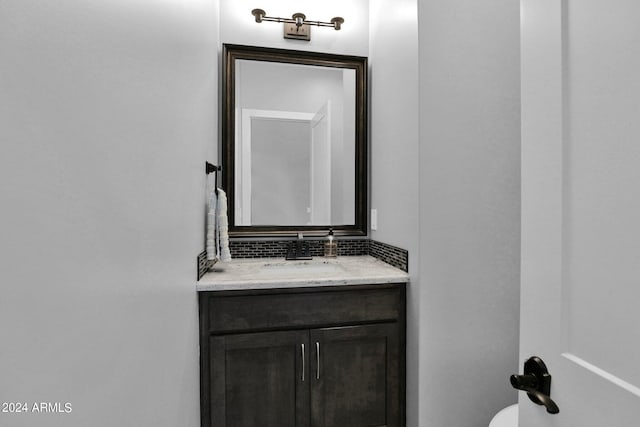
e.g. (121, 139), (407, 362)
(198, 39), (408, 427)
(197, 256), (408, 427)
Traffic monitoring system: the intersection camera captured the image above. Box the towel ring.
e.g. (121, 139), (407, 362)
(206, 162), (222, 192)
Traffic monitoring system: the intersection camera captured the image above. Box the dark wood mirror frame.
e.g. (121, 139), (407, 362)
(222, 44), (368, 237)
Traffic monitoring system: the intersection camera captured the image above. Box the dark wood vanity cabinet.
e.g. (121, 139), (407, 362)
(199, 284), (406, 427)
(209, 330), (308, 427)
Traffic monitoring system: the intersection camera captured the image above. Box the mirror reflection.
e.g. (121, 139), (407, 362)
(223, 45), (368, 236)
(235, 60), (356, 226)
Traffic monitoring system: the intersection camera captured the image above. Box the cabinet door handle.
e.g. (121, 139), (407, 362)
(316, 341), (320, 380)
(301, 344), (305, 382)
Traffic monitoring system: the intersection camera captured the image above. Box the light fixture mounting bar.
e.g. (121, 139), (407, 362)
(251, 9), (344, 31)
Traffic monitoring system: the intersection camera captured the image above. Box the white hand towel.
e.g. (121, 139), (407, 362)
(216, 188), (232, 262)
(206, 188), (218, 261)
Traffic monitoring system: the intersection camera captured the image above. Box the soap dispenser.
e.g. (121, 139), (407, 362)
(324, 228), (337, 257)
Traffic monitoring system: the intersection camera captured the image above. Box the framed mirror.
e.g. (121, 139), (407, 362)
(222, 44), (368, 237)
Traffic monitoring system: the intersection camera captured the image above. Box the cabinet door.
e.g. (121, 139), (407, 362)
(310, 324), (401, 427)
(209, 330), (310, 427)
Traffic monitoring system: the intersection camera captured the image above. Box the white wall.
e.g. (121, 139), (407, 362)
(368, 0), (420, 425)
(0, 1), (218, 425)
(418, 0), (521, 426)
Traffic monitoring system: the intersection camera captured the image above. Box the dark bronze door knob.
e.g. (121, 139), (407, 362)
(510, 356), (560, 414)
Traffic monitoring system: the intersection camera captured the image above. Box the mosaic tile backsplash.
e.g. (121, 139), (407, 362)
(229, 239), (370, 259)
(198, 239), (408, 279)
(369, 240), (409, 272)
(197, 250), (210, 281)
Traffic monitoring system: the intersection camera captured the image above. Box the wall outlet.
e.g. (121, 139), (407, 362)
(371, 209), (378, 231)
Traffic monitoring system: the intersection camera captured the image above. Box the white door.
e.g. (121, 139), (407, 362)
(237, 108), (314, 225)
(310, 101), (331, 225)
(520, 0), (640, 426)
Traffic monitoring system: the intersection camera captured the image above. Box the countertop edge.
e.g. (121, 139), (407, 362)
(195, 255), (409, 292)
(196, 274), (409, 292)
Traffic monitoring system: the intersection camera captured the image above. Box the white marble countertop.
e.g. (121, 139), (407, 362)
(197, 255), (409, 291)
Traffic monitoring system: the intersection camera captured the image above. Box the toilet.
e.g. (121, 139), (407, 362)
(489, 404), (518, 427)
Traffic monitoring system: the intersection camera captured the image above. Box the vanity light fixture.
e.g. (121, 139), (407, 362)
(251, 8), (344, 41)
